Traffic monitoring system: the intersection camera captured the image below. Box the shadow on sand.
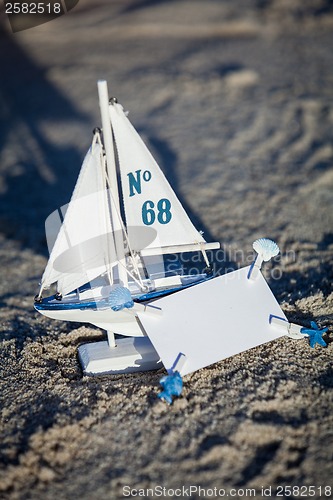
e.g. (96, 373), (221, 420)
(0, 27), (90, 254)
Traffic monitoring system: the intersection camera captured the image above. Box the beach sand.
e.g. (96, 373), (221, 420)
(0, 1), (332, 498)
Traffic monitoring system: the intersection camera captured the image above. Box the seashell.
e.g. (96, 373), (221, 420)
(252, 238), (279, 262)
(109, 286), (134, 312)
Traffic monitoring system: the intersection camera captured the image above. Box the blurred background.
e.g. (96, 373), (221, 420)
(1, 0), (333, 254)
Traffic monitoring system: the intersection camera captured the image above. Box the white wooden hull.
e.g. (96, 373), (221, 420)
(35, 274), (211, 336)
(37, 306), (144, 336)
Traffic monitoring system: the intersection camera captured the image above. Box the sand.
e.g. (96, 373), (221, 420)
(0, 1), (332, 498)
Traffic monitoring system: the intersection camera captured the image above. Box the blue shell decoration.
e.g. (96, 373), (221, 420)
(158, 371), (183, 405)
(108, 286), (134, 312)
(253, 238), (280, 262)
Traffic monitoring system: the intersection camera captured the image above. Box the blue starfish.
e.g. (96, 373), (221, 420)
(300, 321), (328, 348)
(158, 371), (183, 405)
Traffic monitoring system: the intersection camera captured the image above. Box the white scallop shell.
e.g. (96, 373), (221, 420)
(252, 238), (280, 261)
(108, 286), (133, 309)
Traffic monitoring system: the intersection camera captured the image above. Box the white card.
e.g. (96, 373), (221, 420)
(137, 266), (287, 376)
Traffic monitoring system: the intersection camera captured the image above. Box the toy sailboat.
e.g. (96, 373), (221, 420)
(35, 81), (328, 383)
(34, 80), (220, 373)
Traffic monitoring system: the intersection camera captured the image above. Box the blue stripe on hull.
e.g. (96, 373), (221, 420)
(34, 276), (212, 313)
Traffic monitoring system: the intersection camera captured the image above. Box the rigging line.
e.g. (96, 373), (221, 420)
(117, 260), (147, 290)
(104, 169), (145, 288)
(92, 130), (100, 148)
(103, 257), (113, 286)
(96, 130), (135, 271)
(97, 134), (116, 286)
(37, 283), (44, 298)
(96, 127), (144, 288)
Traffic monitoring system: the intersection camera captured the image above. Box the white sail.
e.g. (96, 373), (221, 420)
(109, 103), (207, 254)
(41, 141), (117, 296)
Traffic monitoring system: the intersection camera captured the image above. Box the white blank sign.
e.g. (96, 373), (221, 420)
(137, 266), (286, 376)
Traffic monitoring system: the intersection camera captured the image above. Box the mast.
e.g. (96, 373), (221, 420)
(97, 80), (128, 287)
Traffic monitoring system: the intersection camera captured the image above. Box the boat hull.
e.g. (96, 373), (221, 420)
(34, 274), (212, 336)
(36, 305), (143, 336)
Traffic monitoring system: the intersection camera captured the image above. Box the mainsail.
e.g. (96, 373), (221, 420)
(109, 103), (213, 256)
(41, 141), (117, 296)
